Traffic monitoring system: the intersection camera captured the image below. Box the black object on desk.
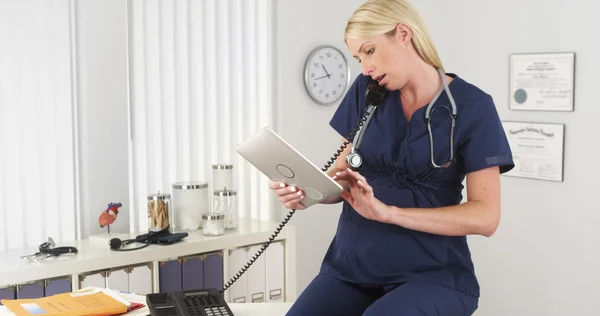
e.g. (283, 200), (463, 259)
(146, 288), (234, 316)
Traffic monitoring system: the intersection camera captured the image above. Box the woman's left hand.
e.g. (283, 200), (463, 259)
(332, 168), (389, 223)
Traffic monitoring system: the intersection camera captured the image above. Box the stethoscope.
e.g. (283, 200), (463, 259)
(20, 237), (78, 262)
(346, 67), (457, 169)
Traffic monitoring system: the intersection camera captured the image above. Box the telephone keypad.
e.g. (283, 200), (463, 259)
(180, 294), (230, 316)
(147, 289), (232, 316)
(203, 306), (230, 316)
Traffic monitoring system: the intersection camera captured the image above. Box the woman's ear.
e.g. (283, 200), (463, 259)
(394, 23), (412, 47)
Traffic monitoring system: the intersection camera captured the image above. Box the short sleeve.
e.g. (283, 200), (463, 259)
(329, 75), (366, 140)
(458, 94), (515, 174)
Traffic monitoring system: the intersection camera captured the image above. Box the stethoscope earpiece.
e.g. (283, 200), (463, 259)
(21, 237), (78, 262)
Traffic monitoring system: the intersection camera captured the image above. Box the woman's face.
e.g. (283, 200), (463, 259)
(346, 24), (414, 91)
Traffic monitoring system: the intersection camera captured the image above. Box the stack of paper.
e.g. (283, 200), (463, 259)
(0, 287), (148, 316)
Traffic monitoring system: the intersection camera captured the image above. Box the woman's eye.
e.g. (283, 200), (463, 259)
(367, 48), (374, 55)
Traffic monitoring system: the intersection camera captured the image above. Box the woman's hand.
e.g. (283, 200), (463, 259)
(268, 180), (306, 210)
(333, 168), (389, 222)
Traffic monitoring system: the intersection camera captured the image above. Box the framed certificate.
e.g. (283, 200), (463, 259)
(502, 121), (565, 182)
(509, 52), (575, 111)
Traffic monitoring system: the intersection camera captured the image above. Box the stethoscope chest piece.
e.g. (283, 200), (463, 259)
(345, 149), (363, 169)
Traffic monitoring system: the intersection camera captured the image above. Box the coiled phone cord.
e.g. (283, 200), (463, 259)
(221, 108), (373, 294)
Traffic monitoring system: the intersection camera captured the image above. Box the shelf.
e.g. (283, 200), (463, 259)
(0, 219), (295, 287)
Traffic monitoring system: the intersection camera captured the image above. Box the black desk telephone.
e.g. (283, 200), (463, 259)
(146, 78), (388, 316)
(147, 288), (233, 316)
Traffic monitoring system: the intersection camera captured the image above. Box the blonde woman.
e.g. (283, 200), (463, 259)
(271, 0), (514, 314)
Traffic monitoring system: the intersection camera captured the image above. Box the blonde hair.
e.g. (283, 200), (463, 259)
(345, 0), (444, 70)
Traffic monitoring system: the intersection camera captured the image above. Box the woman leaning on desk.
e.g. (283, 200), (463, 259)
(270, 0), (514, 315)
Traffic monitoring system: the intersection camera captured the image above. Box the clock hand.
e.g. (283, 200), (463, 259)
(322, 65), (331, 79)
(314, 75), (329, 80)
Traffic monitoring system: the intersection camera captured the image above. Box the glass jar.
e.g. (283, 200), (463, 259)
(147, 191), (172, 233)
(212, 164), (233, 193)
(202, 213), (225, 236)
(172, 181), (209, 231)
(213, 189), (238, 229)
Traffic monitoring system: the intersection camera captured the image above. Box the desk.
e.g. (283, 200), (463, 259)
(1, 302), (295, 316)
(228, 302), (293, 316)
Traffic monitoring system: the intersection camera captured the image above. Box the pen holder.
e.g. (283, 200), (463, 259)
(148, 191), (172, 233)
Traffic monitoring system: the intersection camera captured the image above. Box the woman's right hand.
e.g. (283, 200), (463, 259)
(269, 180), (306, 210)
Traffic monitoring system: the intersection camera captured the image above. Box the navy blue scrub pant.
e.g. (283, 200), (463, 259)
(286, 273), (479, 316)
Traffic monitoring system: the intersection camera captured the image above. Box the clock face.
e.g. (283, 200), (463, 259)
(304, 46), (350, 105)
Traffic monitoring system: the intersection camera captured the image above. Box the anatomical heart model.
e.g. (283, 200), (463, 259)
(99, 202), (122, 234)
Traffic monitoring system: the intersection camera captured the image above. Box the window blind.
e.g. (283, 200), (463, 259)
(0, 0), (78, 251)
(127, 0), (276, 233)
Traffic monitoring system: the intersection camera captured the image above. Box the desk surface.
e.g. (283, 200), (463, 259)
(228, 302), (293, 316)
(2, 303), (295, 316)
(2, 302), (294, 316)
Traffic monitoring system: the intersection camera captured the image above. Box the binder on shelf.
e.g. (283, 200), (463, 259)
(182, 256), (204, 290)
(158, 259), (182, 293)
(44, 277), (72, 297)
(203, 252), (223, 292)
(16, 282), (44, 300)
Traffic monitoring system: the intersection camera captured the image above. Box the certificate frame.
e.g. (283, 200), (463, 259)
(501, 121), (565, 182)
(509, 52), (575, 112)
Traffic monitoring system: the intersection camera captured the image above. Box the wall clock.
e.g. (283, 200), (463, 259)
(303, 45), (351, 105)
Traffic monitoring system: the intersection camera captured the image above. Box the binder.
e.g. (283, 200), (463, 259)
(203, 252), (223, 292)
(182, 256), (203, 290)
(0, 287), (15, 306)
(16, 282), (44, 299)
(159, 259), (182, 293)
(44, 277), (72, 297)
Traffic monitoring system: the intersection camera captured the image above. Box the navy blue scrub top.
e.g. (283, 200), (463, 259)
(321, 72), (514, 297)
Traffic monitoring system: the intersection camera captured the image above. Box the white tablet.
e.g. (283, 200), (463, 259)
(235, 127), (344, 208)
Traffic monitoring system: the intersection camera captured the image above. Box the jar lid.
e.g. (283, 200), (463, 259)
(172, 181), (208, 190)
(214, 189), (237, 196)
(148, 191), (171, 200)
(202, 213), (225, 220)
(212, 164), (233, 170)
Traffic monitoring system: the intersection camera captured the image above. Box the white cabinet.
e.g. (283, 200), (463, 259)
(226, 240), (285, 303)
(0, 220), (296, 303)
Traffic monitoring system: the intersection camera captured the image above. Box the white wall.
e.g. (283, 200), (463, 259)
(274, 0), (368, 295)
(276, 0), (599, 315)
(414, 1), (600, 315)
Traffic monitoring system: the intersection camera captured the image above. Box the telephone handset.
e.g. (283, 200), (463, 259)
(222, 77), (388, 294)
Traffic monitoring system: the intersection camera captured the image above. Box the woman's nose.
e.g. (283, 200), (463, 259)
(361, 64), (374, 77)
